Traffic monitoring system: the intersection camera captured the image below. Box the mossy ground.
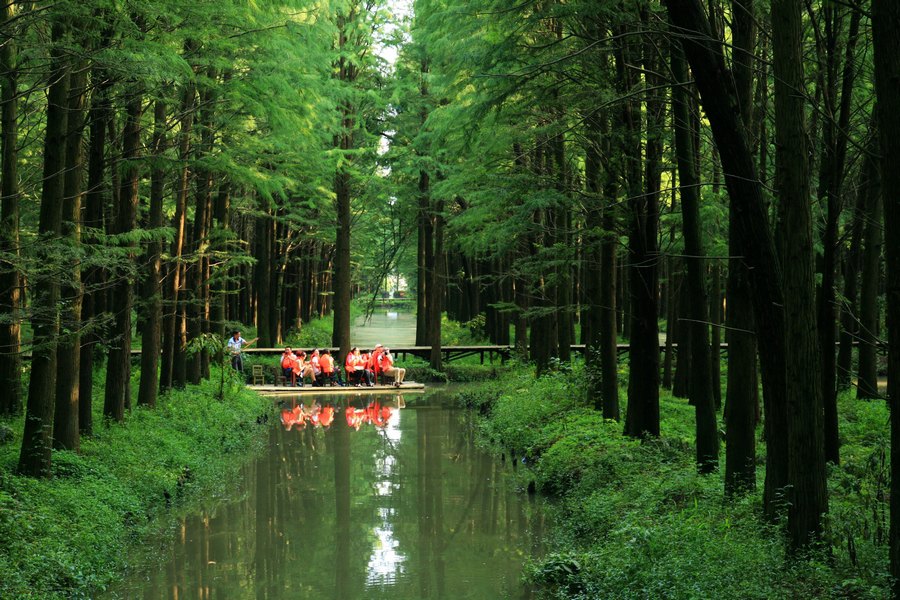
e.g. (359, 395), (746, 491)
(456, 363), (893, 599)
(0, 368), (270, 599)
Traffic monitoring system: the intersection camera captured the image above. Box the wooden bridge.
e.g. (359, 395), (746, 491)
(237, 343), (703, 364)
(120, 340), (873, 364)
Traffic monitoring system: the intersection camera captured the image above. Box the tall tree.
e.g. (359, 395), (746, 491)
(663, 0), (790, 520)
(871, 0), (900, 588)
(103, 91), (143, 422)
(53, 51), (88, 451)
(0, 0), (22, 416)
(138, 99), (167, 408)
(671, 40), (718, 472)
(18, 20), (69, 477)
(772, 0), (828, 548)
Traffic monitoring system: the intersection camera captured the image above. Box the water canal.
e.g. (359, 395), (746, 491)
(349, 309), (417, 348)
(108, 388), (547, 599)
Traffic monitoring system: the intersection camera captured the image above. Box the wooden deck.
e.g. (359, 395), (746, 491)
(249, 382), (425, 396)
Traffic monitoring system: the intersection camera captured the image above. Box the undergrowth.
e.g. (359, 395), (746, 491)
(0, 371), (270, 599)
(459, 364), (893, 599)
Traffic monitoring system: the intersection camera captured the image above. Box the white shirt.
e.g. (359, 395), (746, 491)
(227, 337), (246, 354)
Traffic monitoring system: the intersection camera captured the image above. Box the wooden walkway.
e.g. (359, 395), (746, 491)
(249, 382), (425, 396)
(123, 340), (875, 363)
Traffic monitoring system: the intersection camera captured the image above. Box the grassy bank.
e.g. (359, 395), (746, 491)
(457, 365), (892, 599)
(0, 371), (270, 599)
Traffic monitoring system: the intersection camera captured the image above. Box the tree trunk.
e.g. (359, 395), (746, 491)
(663, 0), (789, 519)
(622, 16), (661, 438)
(103, 93), (143, 422)
(79, 60), (112, 434)
(815, 5), (861, 464)
(773, 0), (828, 549)
(255, 204), (273, 347)
(872, 0), (900, 589)
(672, 41), (718, 471)
(429, 202), (445, 371)
(138, 100), (167, 408)
(18, 22), (69, 477)
(332, 164), (352, 358)
(857, 150), (883, 399)
(53, 55), (87, 451)
(160, 79), (195, 391)
(0, 0), (22, 416)
(837, 179), (867, 389)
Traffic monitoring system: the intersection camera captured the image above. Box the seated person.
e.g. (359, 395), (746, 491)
(310, 349), (324, 386)
(293, 350), (314, 387)
(280, 347), (297, 386)
(345, 347), (361, 386)
(370, 343), (384, 383)
(359, 349), (375, 387)
(320, 350), (343, 386)
(380, 348), (406, 387)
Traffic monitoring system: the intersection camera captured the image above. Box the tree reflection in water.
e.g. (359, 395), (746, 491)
(105, 391), (543, 600)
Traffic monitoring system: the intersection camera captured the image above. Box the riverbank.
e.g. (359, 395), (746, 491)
(0, 373), (270, 599)
(457, 365), (892, 598)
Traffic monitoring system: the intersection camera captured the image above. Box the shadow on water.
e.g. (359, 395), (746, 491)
(107, 388), (546, 599)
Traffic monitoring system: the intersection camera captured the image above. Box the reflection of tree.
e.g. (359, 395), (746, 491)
(333, 412), (351, 600)
(111, 391), (547, 600)
(416, 406), (446, 597)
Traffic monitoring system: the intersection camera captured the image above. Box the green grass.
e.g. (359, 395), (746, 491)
(458, 364), (893, 599)
(0, 369), (270, 599)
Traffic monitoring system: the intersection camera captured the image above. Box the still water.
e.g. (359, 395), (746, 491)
(349, 310), (417, 348)
(108, 389), (546, 599)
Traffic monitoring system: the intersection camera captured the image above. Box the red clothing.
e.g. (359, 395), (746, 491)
(321, 354), (334, 374)
(381, 353), (394, 370)
(281, 352), (296, 370)
(345, 353), (357, 371)
(371, 348), (384, 374)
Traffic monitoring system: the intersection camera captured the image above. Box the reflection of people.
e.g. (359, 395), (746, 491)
(381, 348), (406, 387)
(227, 330), (256, 371)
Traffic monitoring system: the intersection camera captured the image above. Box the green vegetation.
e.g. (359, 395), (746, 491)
(458, 367), (892, 598)
(0, 373), (270, 599)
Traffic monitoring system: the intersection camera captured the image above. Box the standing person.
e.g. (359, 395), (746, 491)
(381, 348), (406, 387)
(280, 347), (297, 386)
(227, 330), (257, 372)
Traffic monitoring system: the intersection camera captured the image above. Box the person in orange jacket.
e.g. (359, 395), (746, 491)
(345, 347), (360, 386)
(371, 343), (385, 382)
(280, 347), (297, 386)
(360, 349), (375, 387)
(320, 349), (344, 386)
(381, 348), (406, 387)
(293, 351), (314, 387)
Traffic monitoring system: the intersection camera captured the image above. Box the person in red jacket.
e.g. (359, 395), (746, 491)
(360, 350), (375, 387)
(345, 347), (360, 386)
(381, 348), (406, 387)
(320, 349), (343, 386)
(371, 343), (385, 382)
(280, 347), (297, 386)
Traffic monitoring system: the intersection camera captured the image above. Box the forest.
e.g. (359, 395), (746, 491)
(1, 0), (900, 597)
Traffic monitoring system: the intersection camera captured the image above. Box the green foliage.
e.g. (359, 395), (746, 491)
(0, 376), (269, 599)
(462, 371), (893, 599)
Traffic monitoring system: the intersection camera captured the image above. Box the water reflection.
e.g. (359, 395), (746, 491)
(107, 390), (545, 600)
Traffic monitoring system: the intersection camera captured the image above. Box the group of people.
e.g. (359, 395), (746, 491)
(279, 343), (406, 388)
